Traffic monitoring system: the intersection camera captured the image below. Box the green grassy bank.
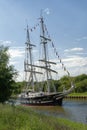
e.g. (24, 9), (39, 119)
(66, 92), (87, 98)
(69, 92), (87, 96)
(0, 104), (87, 130)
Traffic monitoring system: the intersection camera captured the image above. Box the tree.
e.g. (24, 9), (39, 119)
(75, 79), (87, 93)
(59, 76), (71, 90)
(74, 74), (87, 82)
(0, 45), (17, 103)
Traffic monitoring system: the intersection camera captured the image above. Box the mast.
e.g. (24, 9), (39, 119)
(24, 25), (34, 91)
(40, 16), (57, 93)
(24, 25), (42, 91)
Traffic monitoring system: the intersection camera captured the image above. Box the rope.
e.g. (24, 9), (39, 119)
(29, 23), (40, 32)
(25, 20), (71, 78)
(44, 24), (71, 78)
(25, 20), (72, 82)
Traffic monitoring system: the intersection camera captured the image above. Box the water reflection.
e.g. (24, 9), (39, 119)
(31, 99), (87, 124)
(63, 99), (87, 124)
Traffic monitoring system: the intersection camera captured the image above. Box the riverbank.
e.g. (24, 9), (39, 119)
(65, 92), (87, 99)
(0, 104), (87, 130)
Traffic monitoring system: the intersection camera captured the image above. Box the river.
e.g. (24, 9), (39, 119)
(30, 99), (87, 124)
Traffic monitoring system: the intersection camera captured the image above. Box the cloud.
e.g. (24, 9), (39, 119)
(9, 60), (18, 65)
(64, 47), (84, 52)
(63, 55), (87, 68)
(72, 36), (87, 44)
(8, 47), (24, 58)
(8, 45), (87, 81)
(8, 47), (24, 72)
(15, 54), (87, 81)
(60, 54), (87, 77)
(76, 36), (87, 42)
(8, 46), (39, 81)
(0, 40), (13, 46)
(16, 71), (24, 81)
(82, 36), (87, 40)
(44, 8), (50, 15)
(63, 47), (87, 75)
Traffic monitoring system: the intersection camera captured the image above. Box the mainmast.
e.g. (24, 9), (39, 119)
(40, 16), (57, 93)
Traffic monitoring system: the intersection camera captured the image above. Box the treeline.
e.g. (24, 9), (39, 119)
(73, 74), (87, 93)
(15, 74), (87, 95)
(57, 74), (87, 93)
(55, 74), (87, 93)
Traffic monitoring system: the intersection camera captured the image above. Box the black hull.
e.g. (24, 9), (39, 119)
(19, 84), (74, 106)
(20, 96), (63, 106)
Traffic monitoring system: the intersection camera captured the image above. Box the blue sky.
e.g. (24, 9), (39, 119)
(0, 0), (87, 81)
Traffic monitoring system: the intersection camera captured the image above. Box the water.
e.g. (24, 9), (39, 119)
(31, 99), (87, 124)
(63, 99), (87, 124)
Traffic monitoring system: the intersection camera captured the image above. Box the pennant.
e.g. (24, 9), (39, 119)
(52, 42), (54, 47)
(58, 55), (59, 58)
(64, 67), (66, 71)
(34, 27), (36, 30)
(47, 31), (48, 35)
(48, 35), (50, 38)
(54, 48), (56, 52)
(45, 27), (47, 31)
(60, 59), (61, 63)
(67, 71), (70, 76)
(62, 63), (64, 66)
(62, 63), (64, 68)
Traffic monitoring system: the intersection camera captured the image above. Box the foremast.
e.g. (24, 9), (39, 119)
(24, 25), (42, 91)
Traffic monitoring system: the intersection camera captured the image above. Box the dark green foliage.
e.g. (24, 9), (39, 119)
(13, 81), (25, 95)
(74, 74), (87, 82)
(59, 76), (71, 90)
(53, 80), (61, 91)
(74, 75), (87, 93)
(57, 74), (87, 93)
(16, 74), (87, 94)
(75, 79), (87, 93)
(0, 45), (17, 103)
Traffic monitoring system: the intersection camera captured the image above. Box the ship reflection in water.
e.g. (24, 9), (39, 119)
(30, 99), (87, 124)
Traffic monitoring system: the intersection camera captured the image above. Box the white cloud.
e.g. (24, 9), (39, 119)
(9, 61), (18, 65)
(71, 48), (84, 51)
(64, 47), (84, 52)
(8, 48), (24, 58)
(44, 8), (50, 15)
(16, 55), (87, 81)
(76, 52), (85, 55)
(60, 55), (87, 77)
(63, 56), (87, 68)
(8, 45), (87, 81)
(0, 40), (13, 46)
(16, 71), (24, 81)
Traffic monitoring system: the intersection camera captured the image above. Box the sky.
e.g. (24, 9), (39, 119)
(0, 0), (87, 81)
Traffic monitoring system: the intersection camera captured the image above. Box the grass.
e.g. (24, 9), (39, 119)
(69, 92), (87, 96)
(0, 104), (87, 130)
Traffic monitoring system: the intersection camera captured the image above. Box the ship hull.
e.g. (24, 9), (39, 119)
(19, 84), (74, 106)
(21, 99), (63, 106)
(20, 93), (64, 106)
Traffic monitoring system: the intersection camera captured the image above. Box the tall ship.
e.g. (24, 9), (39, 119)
(19, 15), (75, 106)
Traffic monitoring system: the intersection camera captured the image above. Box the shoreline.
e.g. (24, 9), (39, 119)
(65, 95), (87, 99)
